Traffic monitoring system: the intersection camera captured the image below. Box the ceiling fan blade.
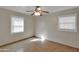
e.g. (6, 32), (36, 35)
(42, 11), (49, 13)
(31, 13), (34, 16)
(26, 10), (33, 12)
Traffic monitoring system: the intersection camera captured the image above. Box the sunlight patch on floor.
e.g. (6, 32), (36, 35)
(30, 35), (46, 42)
(30, 38), (41, 42)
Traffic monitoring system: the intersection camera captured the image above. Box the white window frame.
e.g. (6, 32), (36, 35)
(11, 16), (24, 34)
(58, 14), (77, 32)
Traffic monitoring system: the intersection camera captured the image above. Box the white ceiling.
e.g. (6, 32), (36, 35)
(0, 6), (78, 15)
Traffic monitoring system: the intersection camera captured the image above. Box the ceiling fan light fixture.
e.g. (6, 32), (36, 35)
(37, 8), (41, 11)
(34, 12), (40, 16)
(26, 6), (49, 16)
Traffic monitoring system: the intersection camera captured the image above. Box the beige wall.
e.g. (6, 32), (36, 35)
(35, 7), (79, 48)
(0, 8), (35, 46)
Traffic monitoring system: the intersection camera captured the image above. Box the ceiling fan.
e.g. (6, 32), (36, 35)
(26, 6), (49, 16)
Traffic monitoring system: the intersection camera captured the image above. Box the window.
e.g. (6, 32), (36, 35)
(11, 16), (24, 33)
(58, 14), (77, 32)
